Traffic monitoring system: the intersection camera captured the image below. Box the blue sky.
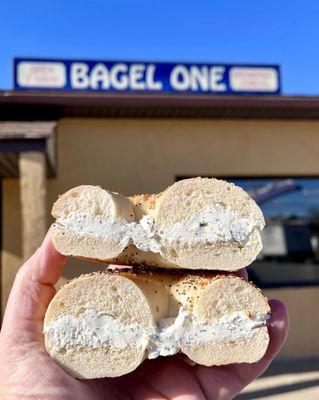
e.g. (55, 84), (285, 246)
(1, 0), (319, 94)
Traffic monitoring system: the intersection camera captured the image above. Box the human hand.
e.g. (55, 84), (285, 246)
(0, 229), (289, 400)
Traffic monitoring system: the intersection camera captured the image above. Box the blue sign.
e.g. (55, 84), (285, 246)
(14, 58), (281, 94)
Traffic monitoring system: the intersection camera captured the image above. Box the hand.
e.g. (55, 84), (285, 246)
(0, 229), (289, 400)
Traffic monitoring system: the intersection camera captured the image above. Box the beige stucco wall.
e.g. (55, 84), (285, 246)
(264, 287), (319, 358)
(2, 117), (319, 359)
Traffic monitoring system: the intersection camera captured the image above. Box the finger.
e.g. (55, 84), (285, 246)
(193, 299), (289, 399)
(120, 357), (207, 400)
(1, 228), (67, 340)
(31, 227), (67, 286)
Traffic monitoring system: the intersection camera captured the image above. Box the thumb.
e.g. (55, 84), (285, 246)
(1, 227), (66, 342)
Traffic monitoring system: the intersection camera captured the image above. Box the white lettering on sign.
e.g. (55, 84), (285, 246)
(229, 67), (279, 92)
(190, 66), (209, 91)
(91, 63), (110, 89)
(170, 65), (191, 90)
(210, 66), (226, 91)
(170, 65), (226, 92)
(129, 64), (146, 90)
(146, 64), (163, 90)
(110, 63), (129, 90)
(17, 61), (66, 88)
(70, 63), (163, 91)
(71, 63), (90, 89)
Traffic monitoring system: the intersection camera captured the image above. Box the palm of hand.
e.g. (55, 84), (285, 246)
(0, 232), (288, 400)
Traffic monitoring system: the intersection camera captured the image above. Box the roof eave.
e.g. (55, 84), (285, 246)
(2, 90), (319, 120)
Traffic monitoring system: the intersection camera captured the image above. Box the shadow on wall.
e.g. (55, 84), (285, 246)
(237, 379), (319, 399)
(261, 358), (319, 376)
(236, 358), (319, 399)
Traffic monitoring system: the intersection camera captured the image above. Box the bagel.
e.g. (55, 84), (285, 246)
(51, 178), (264, 271)
(44, 270), (270, 378)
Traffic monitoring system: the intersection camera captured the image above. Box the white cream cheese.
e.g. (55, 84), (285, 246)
(44, 308), (268, 358)
(44, 310), (148, 350)
(56, 204), (259, 254)
(160, 206), (257, 246)
(148, 309), (268, 359)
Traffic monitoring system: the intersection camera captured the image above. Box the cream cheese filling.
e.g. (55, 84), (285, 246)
(55, 204), (260, 254)
(44, 309), (268, 358)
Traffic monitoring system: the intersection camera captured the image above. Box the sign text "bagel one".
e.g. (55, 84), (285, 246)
(14, 58), (281, 95)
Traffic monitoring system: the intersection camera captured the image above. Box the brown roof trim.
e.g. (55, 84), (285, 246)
(0, 121), (56, 139)
(2, 90), (319, 120)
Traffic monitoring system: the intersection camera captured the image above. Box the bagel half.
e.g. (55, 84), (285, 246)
(51, 178), (264, 271)
(44, 270), (270, 378)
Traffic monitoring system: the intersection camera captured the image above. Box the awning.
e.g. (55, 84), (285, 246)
(2, 91), (319, 120)
(0, 121), (56, 177)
